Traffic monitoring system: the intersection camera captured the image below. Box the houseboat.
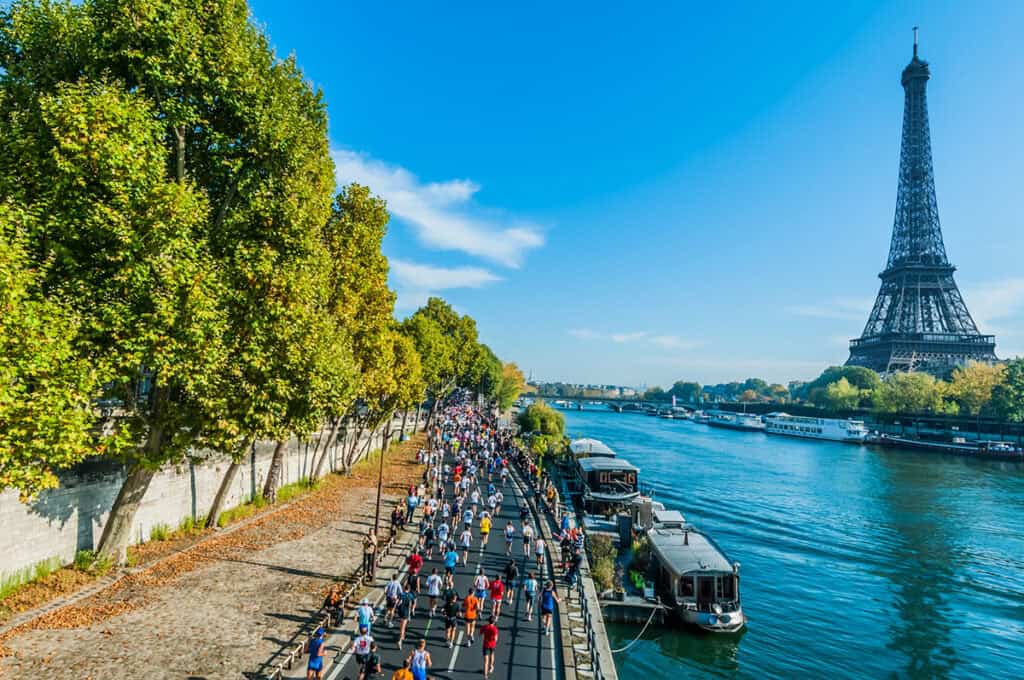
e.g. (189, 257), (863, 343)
(764, 413), (869, 443)
(706, 411), (765, 432)
(569, 438), (617, 458)
(575, 456), (640, 512)
(646, 509), (745, 633)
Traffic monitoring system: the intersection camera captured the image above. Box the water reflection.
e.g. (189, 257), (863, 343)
(870, 451), (962, 678)
(606, 623), (743, 676)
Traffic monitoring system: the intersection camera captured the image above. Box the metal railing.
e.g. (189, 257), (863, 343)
(264, 531), (400, 680)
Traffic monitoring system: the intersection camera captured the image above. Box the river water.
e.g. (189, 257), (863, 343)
(560, 408), (1024, 679)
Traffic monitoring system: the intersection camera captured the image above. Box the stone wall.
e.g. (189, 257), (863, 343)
(0, 417), (418, 581)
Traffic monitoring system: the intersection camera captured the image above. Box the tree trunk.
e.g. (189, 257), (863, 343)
(400, 410), (408, 440)
(310, 417), (341, 481)
(205, 439), (252, 529)
(343, 424), (366, 473)
(262, 440), (287, 503)
(412, 404), (421, 434)
(96, 463), (157, 564)
(374, 419), (393, 536)
(173, 125), (186, 182)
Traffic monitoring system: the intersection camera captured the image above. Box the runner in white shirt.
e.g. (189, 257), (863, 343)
(426, 568), (443, 617)
(504, 522), (516, 556)
(534, 536), (546, 571)
(522, 523), (534, 556)
(460, 528), (473, 565)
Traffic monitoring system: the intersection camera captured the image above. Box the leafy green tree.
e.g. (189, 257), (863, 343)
(873, 372), (955, 415)
(517, 401), (565, 438)
(740, 378), (769, 396)
(0, 205), (101, 500)
(821, 378), (863, 411)
(948, 361), (1006, 417)
(767, 384), (790, 402)
(496, 363), (526, 411)
(991, 358), (1024, 423)
(644, 387), (668, 402)
(668, 381), (702, 403)
(799, 366), (881, 404)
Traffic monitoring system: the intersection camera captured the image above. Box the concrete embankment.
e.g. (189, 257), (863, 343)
(0, 415), (421, 584)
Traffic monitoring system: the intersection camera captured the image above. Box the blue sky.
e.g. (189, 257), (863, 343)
(251, 0), (1024, 387)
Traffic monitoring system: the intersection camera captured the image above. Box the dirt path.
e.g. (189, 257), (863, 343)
(0, 435), (427, 679)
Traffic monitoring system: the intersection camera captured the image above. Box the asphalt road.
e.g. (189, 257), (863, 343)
(321, 454), (563, 680)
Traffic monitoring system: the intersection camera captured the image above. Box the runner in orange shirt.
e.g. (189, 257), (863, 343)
(462, 586), (481, 645)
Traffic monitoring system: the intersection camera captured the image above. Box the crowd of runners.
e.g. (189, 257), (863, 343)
(305, 393), (574, 680)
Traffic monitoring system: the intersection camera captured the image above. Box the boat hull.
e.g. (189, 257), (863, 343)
(680, 607), (746, 633)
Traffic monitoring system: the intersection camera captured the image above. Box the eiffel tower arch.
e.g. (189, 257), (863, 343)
(847, 30), (996, 377)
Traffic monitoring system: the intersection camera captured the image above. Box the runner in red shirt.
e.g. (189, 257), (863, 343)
(488, 574), (505, 618)
(479, 616), (499, 678)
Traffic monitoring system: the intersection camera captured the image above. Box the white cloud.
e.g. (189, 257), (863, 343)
(611, 331), (648, 343)
(963, 277), (1024, 357)
(391, 259), (500, 290)
(784, 296), (873, 322)
(333, 149), (544, 267)
(568, 328), (600, 340)
(650, 335), (703, 351)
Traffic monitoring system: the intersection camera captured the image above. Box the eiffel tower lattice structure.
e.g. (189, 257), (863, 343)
(846, 30), (997, 376)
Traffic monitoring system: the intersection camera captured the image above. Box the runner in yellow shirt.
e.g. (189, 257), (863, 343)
(479, 512), (492, 548)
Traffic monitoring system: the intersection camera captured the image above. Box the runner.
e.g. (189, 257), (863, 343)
(384, 573), (403, 627)
(306, 626), (326, 680)
(503, 559), (519, 605)
(443, 544), (459, 576)
(407, 639), (431, 680)
(473, 567), (489, 601)
(355, 597), (375, 634)
(488, 573), (505, 618)
(522, 522), (534, 557)
(462, 585), (481, 645)
(534, 535), (546, 571)
(352, 625), (373, 667)
(459, 526), (473, 566)
(480, 616), (499, 679)
(523, 571), (538, 621)
(540, 580), (560, 635)
(425, 567), (442, 617)
(503, 521), (515, 556)
(442, 588), (460, 648)
(479, 511), (491, 548)
(359, 641), (382, 680)
(396, 587), (415, 649)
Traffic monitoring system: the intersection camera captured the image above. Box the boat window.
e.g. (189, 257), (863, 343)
(678, 576), (694, 598)
(721, 577), (735, 600)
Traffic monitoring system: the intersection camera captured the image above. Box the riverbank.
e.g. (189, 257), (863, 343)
(561, 408), (1024, 679)
(0, 433), (426, 676)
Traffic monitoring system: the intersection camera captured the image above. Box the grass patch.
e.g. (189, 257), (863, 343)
(588, 534), (618, 592)
(73, 550), (113, 576)
(0, 556), (64, 600)
(149, 522), (171, 541)
(217, 494), (267, 528)
(277, 477), (319, 504)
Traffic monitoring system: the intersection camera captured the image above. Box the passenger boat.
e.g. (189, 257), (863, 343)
(569, 438), (617, 458)
(692, 410), (710, 424)
(764, 413), (868, 443)
(869, 434), (1024, 460)
(646, 509), (745, 633)
(706, 411), (765, 432)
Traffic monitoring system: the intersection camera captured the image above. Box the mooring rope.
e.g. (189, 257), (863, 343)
(609, 602), (660, 654)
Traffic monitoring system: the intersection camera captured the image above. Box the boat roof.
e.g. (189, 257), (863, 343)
(648, 527), (733, 575)
(569, 438), (616, 457)
(653, 509), (686, 526)
(578, 457), (639, 473)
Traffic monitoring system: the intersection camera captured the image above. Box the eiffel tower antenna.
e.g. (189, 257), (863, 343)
(846, 36), (997, 376)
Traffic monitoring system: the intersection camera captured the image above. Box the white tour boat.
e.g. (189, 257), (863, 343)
(764, 412), (869, 443)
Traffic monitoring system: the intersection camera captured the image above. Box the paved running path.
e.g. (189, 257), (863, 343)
(313, 452), (563, 680)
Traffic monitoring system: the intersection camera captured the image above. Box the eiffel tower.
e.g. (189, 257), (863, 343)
(847, 29), (996, 376)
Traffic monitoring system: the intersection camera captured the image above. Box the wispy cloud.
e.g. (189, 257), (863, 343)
(390, 259), (501, 312)
(391, 260), (500, 290)
(963, 277), (1024, 357)
(611, 331), (648, 343)
(333, 149), (544, 267)
(784, 296), (873, 322)
(566, 329), (703, 351)
(650, 335), (703, 351)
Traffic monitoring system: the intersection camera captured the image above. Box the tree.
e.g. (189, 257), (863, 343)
(740, 378), (769, 396)
(517, 401), (565, 438)
(821, 378), (863, 411)
(738, 389), (760, 402)
(800, 366), (881, 407)
(768, 384), (789, 403)
(948, 361), (1006, 417)
(668, 381), (702, 403)
(496, 363), (526, 411)
(643, 387), (668, 402)
(873, 372), (954, 415)
(0, 205), (101, 500)
(991, 358), (1024, 423)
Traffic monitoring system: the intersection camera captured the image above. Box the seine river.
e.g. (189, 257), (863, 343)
(560, 408), (1024, 679)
